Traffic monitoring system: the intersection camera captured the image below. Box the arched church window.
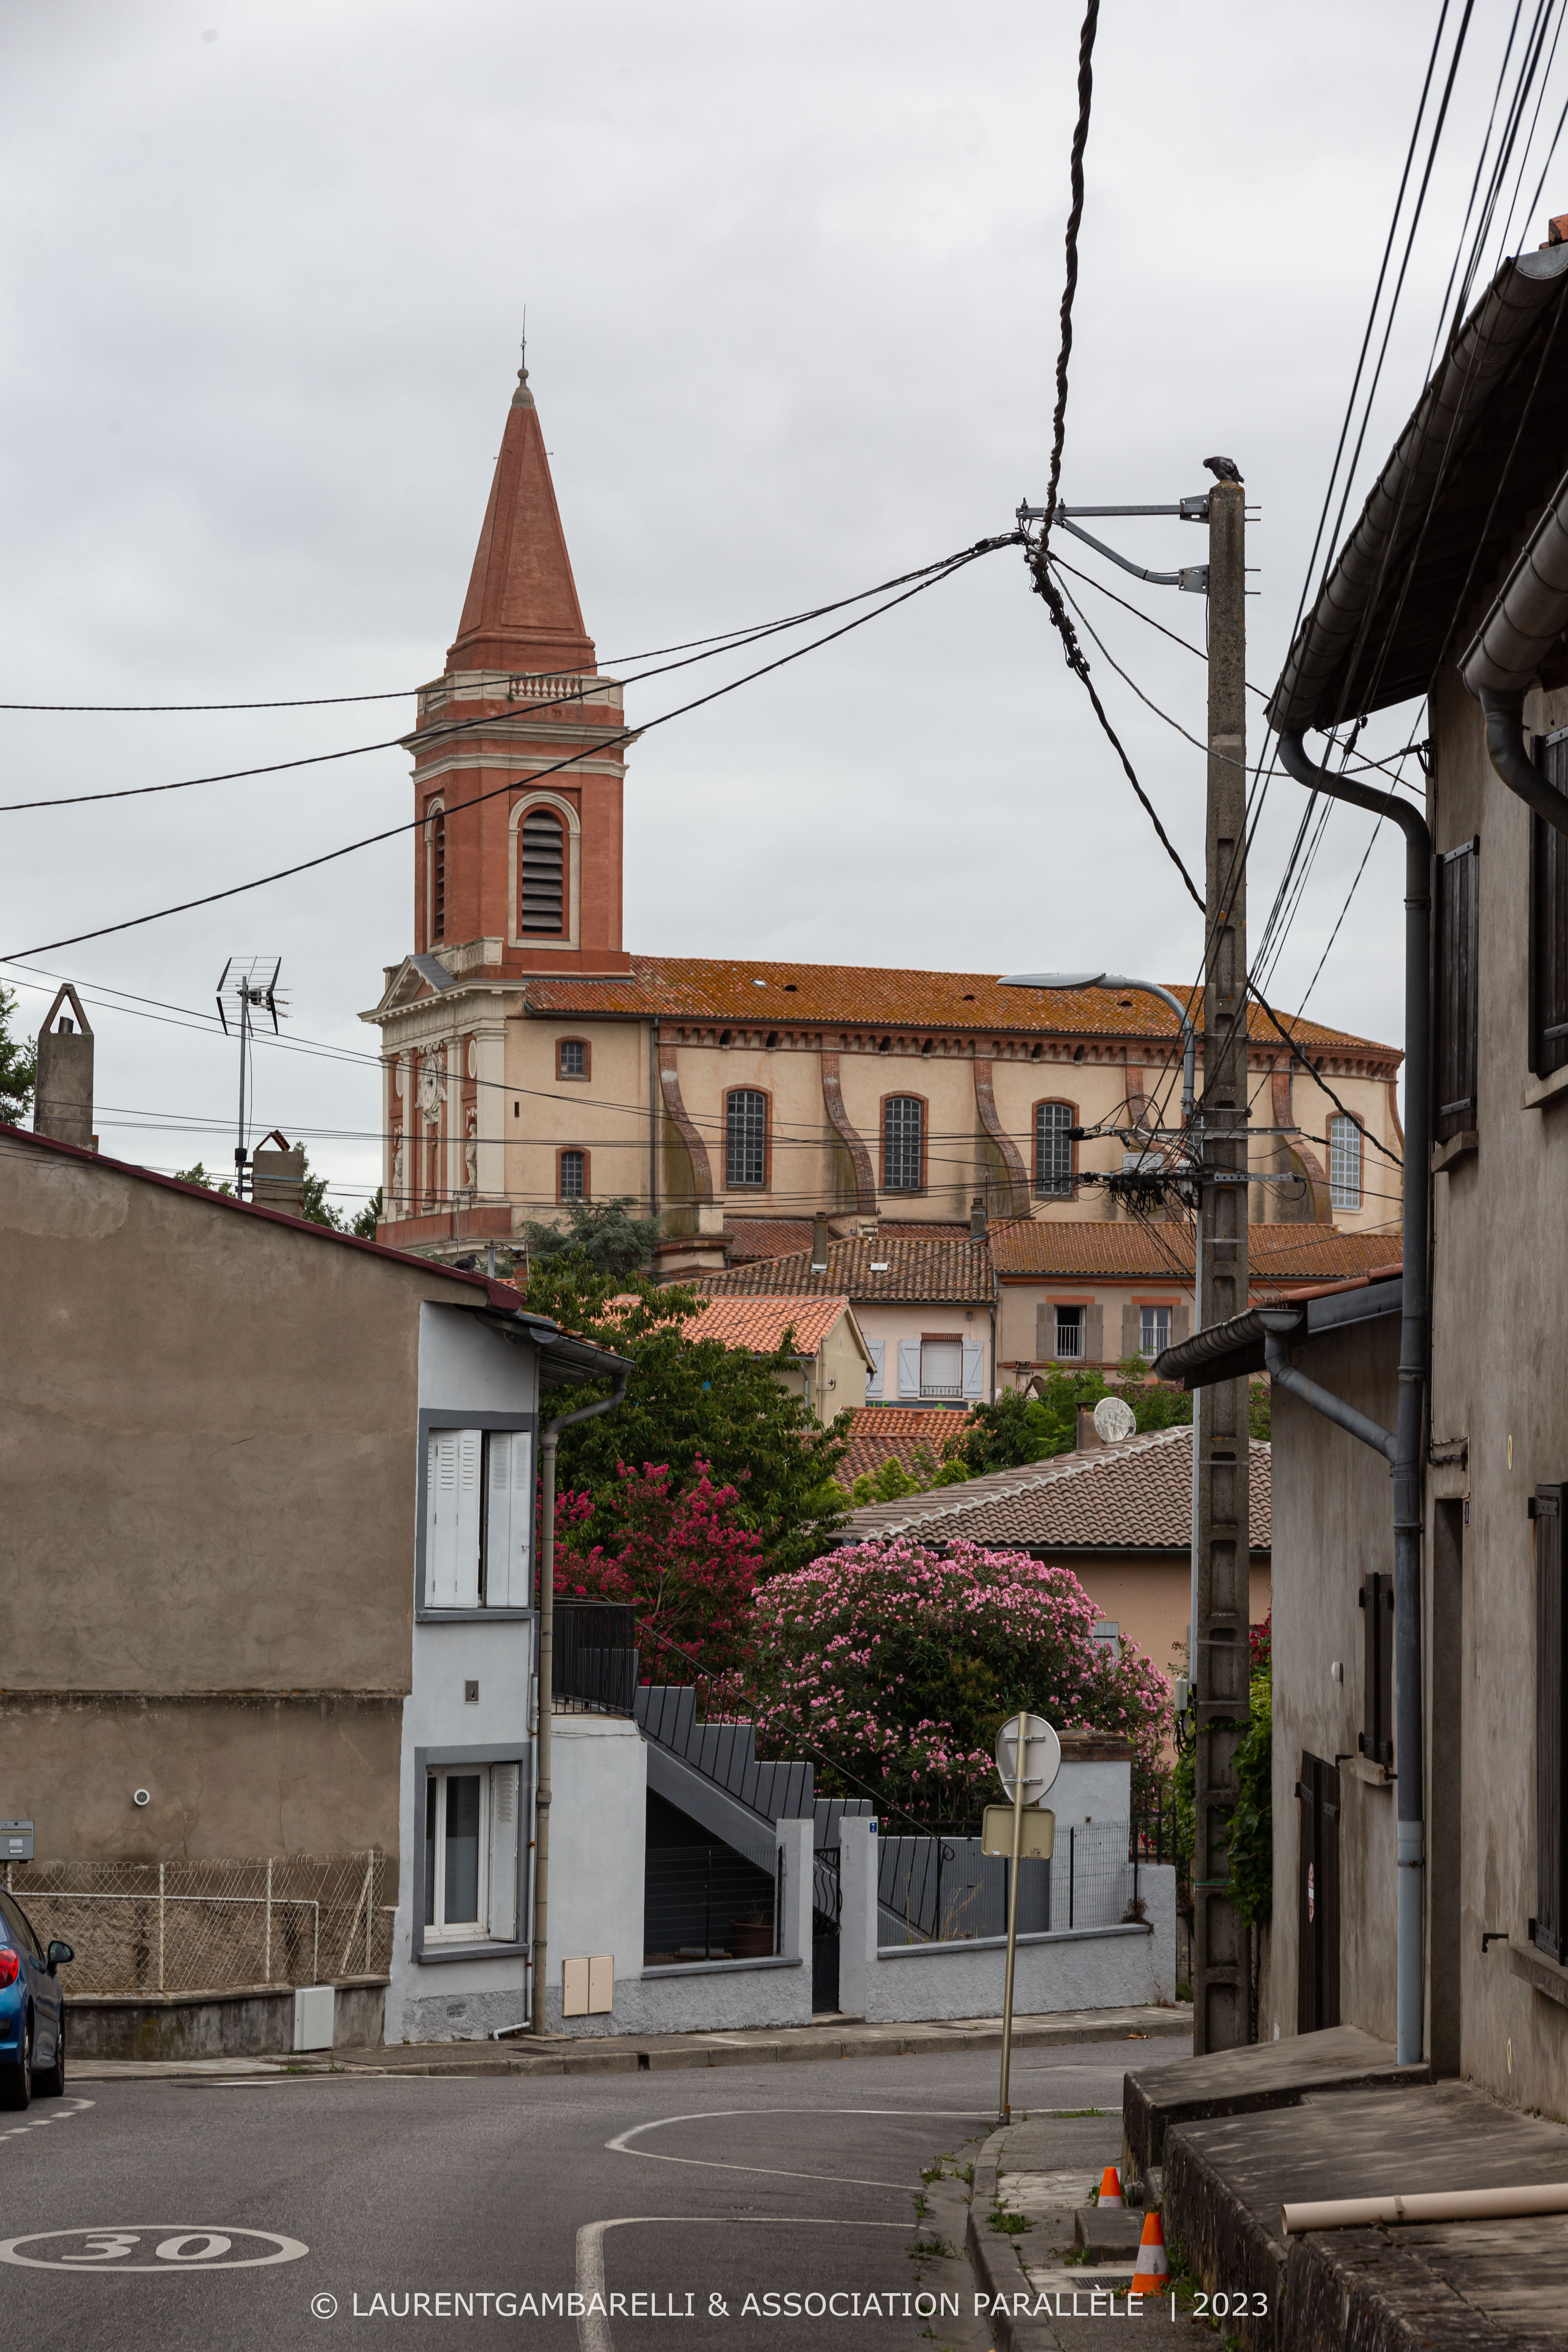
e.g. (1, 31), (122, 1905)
(519, 806), (566, 935)
(428, 805), (446, 944)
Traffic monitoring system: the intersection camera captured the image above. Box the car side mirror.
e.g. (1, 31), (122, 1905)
(45, 1941), (73, 1975)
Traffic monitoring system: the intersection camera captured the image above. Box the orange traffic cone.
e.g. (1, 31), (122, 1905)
(1129, 2207), (1169, 2295)
(1096, 2164), (1124, 2209)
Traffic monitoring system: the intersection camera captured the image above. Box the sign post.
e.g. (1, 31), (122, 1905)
(991, 1714), (1061, 2123)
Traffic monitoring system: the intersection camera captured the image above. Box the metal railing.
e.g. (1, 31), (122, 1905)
(553, 1599), (639, 1716)
(644, 1844), (778, 1966)
(1, 1853), (394, 1995)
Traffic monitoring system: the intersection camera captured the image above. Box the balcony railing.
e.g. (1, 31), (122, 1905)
(552, 1600), (638, 1717)
(1054, 1325), (1085, 1359)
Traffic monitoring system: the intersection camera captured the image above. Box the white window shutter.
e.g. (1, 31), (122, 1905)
(488, 1762), (519, 1940)
(897, 1341), (922, 1399)
(483, 1431), (534, 1608)
(427, 1428), (483, 1608)
(866, 1340), (884, 1398)
(962, 1342), (984, 1399)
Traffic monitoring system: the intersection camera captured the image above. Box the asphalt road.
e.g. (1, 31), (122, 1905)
(0, 2039), (1169, 2351)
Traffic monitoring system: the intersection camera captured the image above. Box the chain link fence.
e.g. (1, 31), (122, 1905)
(2, 1855), (395, 1994)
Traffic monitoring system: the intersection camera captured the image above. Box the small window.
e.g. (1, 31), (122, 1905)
(428, 806), (446, 944)
(1140, 1305), (1172, 1358)
(1434, 838), (1479, 1141)
(422, 1761), (521, 1946)
(883, 1096), (923, 1191)
(424, 1427), (532, 1610)
(560, 1149), (586, 1201)
(519, 806), (567, 936)
(1055, 1305), (1085, 1360)
(1328, 1115), (1362, 1213)
(1035, 1102), (1073, 1196)
(559, 1039), (588, 1078)
(726, 1089), (767, 1187)
(919, 1336), (963, 1398)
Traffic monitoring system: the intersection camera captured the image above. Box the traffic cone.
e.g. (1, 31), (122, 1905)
(1129, 2208), (1169, 2296)
(1096, 2165), (1124, 2209)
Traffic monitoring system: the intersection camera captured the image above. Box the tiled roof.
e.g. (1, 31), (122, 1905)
(990, 1219), (1402, 1289)
(834, 1426), (1270, 1553)
(838, 1406), (975, 1486)
(520, 957), (1397, 1063)
(682, 1294), (857, 1357)
(693, 1232), (993, 1306)
(724, 1219), (814, 1261)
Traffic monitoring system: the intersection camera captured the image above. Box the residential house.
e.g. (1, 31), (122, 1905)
(675, 1292), (873, 1422)
(361, 356), (1402, 1263)
(836, 1405), (977, 1490)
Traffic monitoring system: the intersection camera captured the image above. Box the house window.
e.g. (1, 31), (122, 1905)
(519, 806), (567, 935)
(726, 1089), (767, 1187)
(1529, 729), (1568, 1077)
(423, 1427), (532, 1611)
(1140, 1305), (1172, 1358)
(1055, 1306), (1085, 1360)
(920, 1335), (963, 1398)
(1035, 1102), (1073, 1196)
(422, 1761), (521, 1946)
(1536, 1485), (1568, 1962)
(883, 1096), (923, 1191)
(428, 806), (446, 944)
(560, 1149), (586, 1201)
(1328, 1115), (1362, 1212)
(1434, 838), (1479, 1141)
(559, 1039), (588, 1079)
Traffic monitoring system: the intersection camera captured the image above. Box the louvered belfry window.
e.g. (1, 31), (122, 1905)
(726, 1089), (766, 1187)
(429, 808), (446, 943)
(1536, 1486), (1568, 1962)
(1530, 729), (1568, 1078)
(1433, 837), (1479, 1141)
(1035, 1102), (1072, 1196)
(883, 1096), (923, 1191)
(518, 806), (566, 935)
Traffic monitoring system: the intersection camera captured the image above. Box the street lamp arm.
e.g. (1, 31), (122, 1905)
(997, 971), (1196, 1125)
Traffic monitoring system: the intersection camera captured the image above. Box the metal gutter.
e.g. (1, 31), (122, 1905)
(1461, 463), (1568, 837)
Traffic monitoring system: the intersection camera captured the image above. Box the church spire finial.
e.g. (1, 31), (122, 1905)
(512, 317), (534, 410)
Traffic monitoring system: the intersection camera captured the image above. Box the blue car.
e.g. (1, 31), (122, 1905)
(0, 1891), (71, 2108)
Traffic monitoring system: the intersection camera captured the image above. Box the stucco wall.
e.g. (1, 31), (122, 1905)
(858, 1303), (991, 1404)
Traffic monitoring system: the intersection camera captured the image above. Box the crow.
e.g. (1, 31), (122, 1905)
(1203, 454), (1243, 485)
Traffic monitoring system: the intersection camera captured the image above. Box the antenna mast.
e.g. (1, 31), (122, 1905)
(215, 958), (284, 1198)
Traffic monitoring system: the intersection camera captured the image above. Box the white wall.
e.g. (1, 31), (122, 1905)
(541, 1713), (647, 2031)
(1051, 1757), (1132, 1826)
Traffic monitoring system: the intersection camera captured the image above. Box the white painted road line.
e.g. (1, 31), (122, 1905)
(575, 2216), (912, 2352)
(607, 2107), (993, 2192)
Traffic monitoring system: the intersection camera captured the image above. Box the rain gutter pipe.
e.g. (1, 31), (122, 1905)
(1283, 2181), (1568, 2234)
(491, 1358), (629, 2041)
(1461, 463), (1568, 840)
(1276, 729), (1430, 2071)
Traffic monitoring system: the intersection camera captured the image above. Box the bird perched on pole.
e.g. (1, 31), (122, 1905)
(1203, 454), (1243, 484)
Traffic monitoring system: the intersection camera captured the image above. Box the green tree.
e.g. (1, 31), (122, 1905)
(521, 1258), (849, 1575)
(173, 1160), (233, 1195)
(298, 1149), (346, 1230)
(353, 1187), (384, 1241)
(844, 1441), (969, 1508)
(519, 1196), (660, 1280)
(946, 1364), (1192, 1477)
(0, 986), (37, 1127)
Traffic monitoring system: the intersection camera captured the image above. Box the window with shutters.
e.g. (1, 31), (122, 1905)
(417, 1756), (525, 1951)
(1535, 1486), (1568, 1962)
(919, 1334), (963, 1397)
(1328, 1115), (1363, 1212)
(1055, 1305), (1085, 1360)
(517, 804), (567, 936)
(725, 1089), (768, 1188)
(426, 803), (446, 944)
(559, 1148), (587, 1201)
(1034, 1100), (1075, 1196)
(1434, 838), (1479, 1141)
(882, 1096), (924, 1192)
(1358, 1572), (1394, 1768)
(421, 1424), (533, 1613)
(1529, 728), (1568, 1077)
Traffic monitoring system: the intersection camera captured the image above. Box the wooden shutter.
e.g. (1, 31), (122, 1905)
(1121, 1304), (1141, 1359)
(897, 1341), (921, 1399)
(1295, 1752), (1342, 2031)
(1529, 733), (1568, 1077)
(425, 1428), (482, 1608)
(1035, 1303), (1052, 1362)
(1172, 1303), (1191, 1343)
(865, 1339), (884, 1397)
(488, 1762), (520, 1940)
(1085, 1304), (1104, 1364)
(1358, 1572), (1395, 1768)
(483, 1431), (533, 1608)
(1433, 840), (1479, 1141)
(961, 1341), (984, 1399)
(1537, 1486), (1568, 1961)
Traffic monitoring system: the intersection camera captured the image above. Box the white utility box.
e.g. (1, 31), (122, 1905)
(293, 1983), (335, 2051)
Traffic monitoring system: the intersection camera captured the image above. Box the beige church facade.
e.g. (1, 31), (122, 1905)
(367, 358), (1402, 1265)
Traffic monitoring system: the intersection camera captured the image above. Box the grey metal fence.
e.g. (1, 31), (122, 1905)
(644, 1844), (777, 1966)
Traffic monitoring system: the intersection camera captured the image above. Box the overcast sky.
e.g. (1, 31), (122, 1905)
(2, 0), (1560, 1216)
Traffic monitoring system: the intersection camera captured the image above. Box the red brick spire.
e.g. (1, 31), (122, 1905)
(445, 345), (596, 677)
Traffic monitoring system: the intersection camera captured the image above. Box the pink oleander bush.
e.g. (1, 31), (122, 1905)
(747, 1537), (1172, 1815)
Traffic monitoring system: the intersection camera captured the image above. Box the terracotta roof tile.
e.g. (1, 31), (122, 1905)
(723, 1219), (814, 1261)
(990, 1219), (1403, 1289)
(520, 957), (1398, 1063)
(838, 1405), (975, 1485)
(835, 1425), (1269, 1552)
(693, 1232), (993, 1306)
(682, 1293), (857, 1357)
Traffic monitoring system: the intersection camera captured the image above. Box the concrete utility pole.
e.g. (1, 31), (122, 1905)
(1191, 477), (1250, 2055)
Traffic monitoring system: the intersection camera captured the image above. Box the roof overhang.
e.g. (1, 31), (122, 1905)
(1154, 1276), (1403, 1390)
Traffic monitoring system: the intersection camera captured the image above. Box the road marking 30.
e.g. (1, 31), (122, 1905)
(0, 2227), (308, 2271)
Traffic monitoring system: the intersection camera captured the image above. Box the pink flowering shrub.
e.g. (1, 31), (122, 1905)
(749, 1537), (1171, 1814)
(555, 1459), (762, 1676)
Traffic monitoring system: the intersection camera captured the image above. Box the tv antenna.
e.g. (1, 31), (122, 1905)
(216, 957), (285, 1198)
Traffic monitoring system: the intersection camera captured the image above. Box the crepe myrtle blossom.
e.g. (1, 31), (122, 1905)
(749, 1537), (1171, 1812)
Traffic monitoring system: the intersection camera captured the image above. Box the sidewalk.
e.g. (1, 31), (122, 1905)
(71, 2001), (1191, 2082)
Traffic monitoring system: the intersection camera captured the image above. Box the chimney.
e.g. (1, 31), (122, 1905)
(970, 1194), (988, 1240)
(33, 984), (94, 1147)
(1075, 1404), (1104, 1452)
(811, 1212), (830, 1272)
(252, 1129), (307, 1217)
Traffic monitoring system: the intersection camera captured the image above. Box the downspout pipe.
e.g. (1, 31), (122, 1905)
(502, 1363), (629, 2041)
(1461, 463), (1568, 837)
(1276, 729), (1430, 2070)
(1257, 1309), (1396, 1463)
